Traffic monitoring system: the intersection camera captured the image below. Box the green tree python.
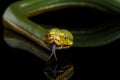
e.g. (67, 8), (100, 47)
(2, 0), (120, 80)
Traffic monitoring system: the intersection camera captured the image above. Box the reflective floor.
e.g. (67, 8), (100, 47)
(1, 39), (120, 80)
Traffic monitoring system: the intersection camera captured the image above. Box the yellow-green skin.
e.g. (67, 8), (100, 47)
(47, 28), (73, 49)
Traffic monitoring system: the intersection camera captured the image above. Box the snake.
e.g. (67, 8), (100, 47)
(2, 0), (120, 80)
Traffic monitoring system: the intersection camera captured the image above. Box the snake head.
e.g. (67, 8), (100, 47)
(47, 28), (73, 49)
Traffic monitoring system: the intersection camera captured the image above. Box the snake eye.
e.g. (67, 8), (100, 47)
(64, 34), (66, 39)
(48, 32), (55, 37)
(48, 34), (51, 37)
(60, 33), (66, 39)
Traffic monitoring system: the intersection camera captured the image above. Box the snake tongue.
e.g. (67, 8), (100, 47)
(48, 43), (57, 60)
(53, 40), (59, 46)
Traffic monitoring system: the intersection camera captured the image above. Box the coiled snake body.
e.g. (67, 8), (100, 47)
(2, 0), (120, 80)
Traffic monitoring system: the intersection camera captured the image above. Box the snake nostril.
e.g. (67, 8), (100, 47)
(54, 37), (60, 42)
(48, 39), (53, 41)
(55, 39), (59, 42)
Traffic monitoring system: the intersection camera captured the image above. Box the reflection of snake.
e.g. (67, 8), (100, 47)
(2, 0), (120, 80)
(4, 30), (74, 80)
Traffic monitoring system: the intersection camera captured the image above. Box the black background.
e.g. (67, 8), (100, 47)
(1, 0), (120, 80)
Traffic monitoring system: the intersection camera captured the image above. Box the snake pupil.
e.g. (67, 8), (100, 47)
(64, 35), (66, 39)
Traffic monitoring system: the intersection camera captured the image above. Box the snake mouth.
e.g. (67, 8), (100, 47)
(48, 37), (72, 49)
(48, 39), (63, 49)
(48, 39), (71, 49)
